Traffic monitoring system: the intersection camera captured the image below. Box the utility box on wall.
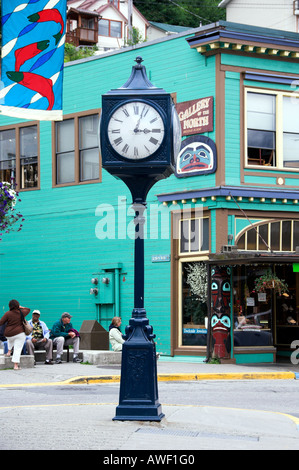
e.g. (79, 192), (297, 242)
(90, 264), (123, 331)
(98, 272), (115, 304)
(79, 320), (109, 350)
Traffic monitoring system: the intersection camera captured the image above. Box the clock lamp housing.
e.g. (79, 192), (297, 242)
(100, 93), (173, 177)
(99, 57), (180, 185)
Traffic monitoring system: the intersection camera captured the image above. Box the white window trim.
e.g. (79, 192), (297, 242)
(244, 87), (299, 171)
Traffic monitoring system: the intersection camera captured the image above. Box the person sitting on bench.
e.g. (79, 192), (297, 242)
(26, 309), (53, 365)
(50, 312), (82, 364)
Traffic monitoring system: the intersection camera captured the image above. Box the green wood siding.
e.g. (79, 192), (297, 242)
(1, 24), (299, 360)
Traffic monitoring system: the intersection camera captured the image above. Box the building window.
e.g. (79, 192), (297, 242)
(99, 19), (121, 38)
(236, 219), (299, 252)
(173, 211), (210, 351)
(180, 217), (209, 254)
(79, 114), (100, 181)
(53, 111), (100, 186)
(0, 123), (38, 190)
(233, 265), (273, 347)
(108, 0), (120, 8)
(245, 89), (299, 169)
(181, 261), (208, 347)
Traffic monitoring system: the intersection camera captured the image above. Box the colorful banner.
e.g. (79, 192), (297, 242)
(0, 0), (67, 121)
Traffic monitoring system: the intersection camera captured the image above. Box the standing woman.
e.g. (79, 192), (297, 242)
(0, 300), (30, 370)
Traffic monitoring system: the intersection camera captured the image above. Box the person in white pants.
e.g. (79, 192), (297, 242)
(0, 299), (30, 370)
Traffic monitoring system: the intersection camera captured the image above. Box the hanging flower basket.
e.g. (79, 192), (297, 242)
(0, 181), (24, 238)
(254, 270), (288, 296)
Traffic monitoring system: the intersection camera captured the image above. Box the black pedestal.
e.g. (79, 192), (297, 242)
(113, 315), (164, 421)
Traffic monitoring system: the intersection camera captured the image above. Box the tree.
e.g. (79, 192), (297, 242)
(125, 26), (146, 46)
(134, 0), (225, 28)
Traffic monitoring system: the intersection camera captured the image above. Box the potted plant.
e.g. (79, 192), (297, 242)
(254, 270), (288, 296)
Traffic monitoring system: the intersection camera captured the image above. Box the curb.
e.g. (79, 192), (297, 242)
(64, 371), (296, 384)
(0, 371), (296, 388)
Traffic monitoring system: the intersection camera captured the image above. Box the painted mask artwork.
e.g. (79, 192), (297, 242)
(175, 135), (217, 178)
(177, 143), (211, 173)
(211, 266), (231, 359)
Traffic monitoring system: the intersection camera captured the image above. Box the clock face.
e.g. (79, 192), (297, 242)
(107, 101), (165, 159)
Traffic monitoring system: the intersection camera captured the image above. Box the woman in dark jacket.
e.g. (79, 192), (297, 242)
(0, 299), (30, 370)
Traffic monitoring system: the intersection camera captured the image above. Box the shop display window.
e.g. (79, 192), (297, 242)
(274, 265), (299, 347)
(233, 265), (273, 347)
(181, 262), (208, 346)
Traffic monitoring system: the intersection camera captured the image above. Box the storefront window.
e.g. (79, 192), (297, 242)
(233, 265), (273, 347)
(274, 265), (299, 347)
(181, 262), (208, 346)
(175, 211), (209, 351)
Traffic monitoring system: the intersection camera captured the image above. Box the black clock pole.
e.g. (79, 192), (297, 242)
(112, 177), (164, 421)
(100, 57), (181, 421)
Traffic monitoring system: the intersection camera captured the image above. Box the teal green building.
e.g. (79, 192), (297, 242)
(2, 21), (299, 363)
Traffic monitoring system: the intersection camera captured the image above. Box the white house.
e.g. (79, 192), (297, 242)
(67, 0), (149, 51)
(219, 0), (299, 32)
(147, 21), (191, 42)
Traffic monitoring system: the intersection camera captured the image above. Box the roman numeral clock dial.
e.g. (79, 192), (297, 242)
(107, 101), (165, 159)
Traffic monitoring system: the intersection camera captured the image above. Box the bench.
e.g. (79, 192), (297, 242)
(33, 343), (70, 363)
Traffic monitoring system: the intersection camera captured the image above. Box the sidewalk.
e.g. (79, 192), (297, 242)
(0, 352), (299, 386)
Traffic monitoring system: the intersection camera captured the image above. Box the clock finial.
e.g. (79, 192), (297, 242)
(135, 56), (144, 68)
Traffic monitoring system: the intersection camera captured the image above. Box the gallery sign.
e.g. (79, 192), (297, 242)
(176, 97), (213, 136)
(175, 135), (217, 177)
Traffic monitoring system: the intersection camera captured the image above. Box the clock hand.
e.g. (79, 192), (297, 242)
(134, 105), (146, 133)
(136, 128), (158, 134)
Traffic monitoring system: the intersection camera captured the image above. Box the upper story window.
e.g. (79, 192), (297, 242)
(0, 123), (38, 190)
(245, 89), (299, 170)
(53, 111), (100, 186)
(108, 0), (120, 8)
(81, 17), (95, 29)
(236, 219), (299, 252)
(180, 217), (209, 255)
(98, 19), (122, 38)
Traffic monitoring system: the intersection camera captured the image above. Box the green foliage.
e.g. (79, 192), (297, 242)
(125, 26), (146, 46)
(208, 356), (221, 364)
(134, 0), (225, 28)
(64, 43), (98, 63)
(254, 270), (289, 296)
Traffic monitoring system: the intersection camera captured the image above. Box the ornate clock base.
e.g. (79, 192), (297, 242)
(113, 313), (164, 421)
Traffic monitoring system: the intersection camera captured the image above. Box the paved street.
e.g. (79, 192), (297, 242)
(1, 359), (299, 452)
